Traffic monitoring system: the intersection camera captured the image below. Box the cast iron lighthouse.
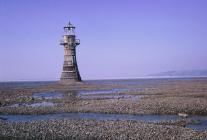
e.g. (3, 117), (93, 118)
(60, 22), (81, 83)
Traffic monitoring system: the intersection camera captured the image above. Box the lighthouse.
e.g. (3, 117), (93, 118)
(60, 22), (81, 83)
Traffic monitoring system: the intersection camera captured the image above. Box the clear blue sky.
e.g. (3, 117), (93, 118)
(0, 0), (207, 81)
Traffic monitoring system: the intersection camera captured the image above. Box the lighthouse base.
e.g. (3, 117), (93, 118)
(59, 79), (82, 85)
(60, 70), (81, 83)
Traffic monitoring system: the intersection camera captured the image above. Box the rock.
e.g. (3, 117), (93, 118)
(178, 113), (188, 118)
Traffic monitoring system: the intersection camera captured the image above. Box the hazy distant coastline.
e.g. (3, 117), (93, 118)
(147, 70), (207, 78)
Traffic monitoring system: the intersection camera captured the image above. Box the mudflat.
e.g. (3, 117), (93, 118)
(0, 78), (207, 139)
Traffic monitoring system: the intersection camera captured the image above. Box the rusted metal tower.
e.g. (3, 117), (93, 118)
(60, 22), (81, 83)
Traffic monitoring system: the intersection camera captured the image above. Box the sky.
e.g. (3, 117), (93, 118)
(0, 0), (207, 81)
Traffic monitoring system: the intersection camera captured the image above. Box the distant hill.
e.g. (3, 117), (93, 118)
(147, 70), (207, 77)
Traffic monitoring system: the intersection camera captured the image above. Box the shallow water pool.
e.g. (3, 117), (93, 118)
(32, 92), (63, 100)
(0, 113), (206, 131)
(6, 102), (55, 108)
(78, 94), (142, 100)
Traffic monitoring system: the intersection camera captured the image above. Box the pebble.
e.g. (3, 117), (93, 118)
(0, 120), (207, 139)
